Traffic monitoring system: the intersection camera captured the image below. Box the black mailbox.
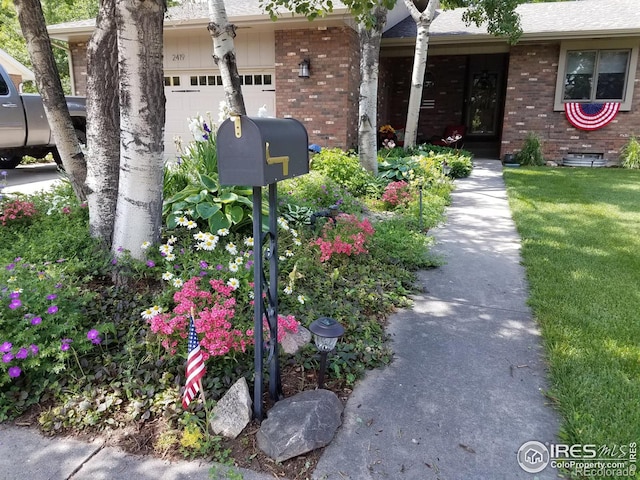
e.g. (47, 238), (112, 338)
(217, 116), (309, 186)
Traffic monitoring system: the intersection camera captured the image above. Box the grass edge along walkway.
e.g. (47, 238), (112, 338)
(504, 167), (640, 478)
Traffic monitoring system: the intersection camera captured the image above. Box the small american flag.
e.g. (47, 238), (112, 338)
(182, 317), (206, 409)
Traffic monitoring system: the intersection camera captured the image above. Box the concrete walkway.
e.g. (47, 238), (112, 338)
(313, 159), (559, 479)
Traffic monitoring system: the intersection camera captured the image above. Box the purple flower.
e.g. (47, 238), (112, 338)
(199, 261), (208, 269)
(29, 344), (38, 355)
(55, 283), (63, 289)
(9, 299), (22, 310)
(31, 316), (42, 326)
(56, 258), (66, 263)
(60, 338), (72, 351)
(87, 329), (100, 340)
(91, 338), (102, 345)
(8, 366), (21, 378)
(203, 122), (211, 133)
(9, 291), (20, 299)
(146, 260), (155, 268)
(46, 294), (57, 301)
(6, 263), (15, 271)
(14, 257), (21, 262)
(47, 305), (58, 314)
(216, 264), (223, 270)
(0, 342), (12, 353)
(111, 258), (118, 265)
(199, 271), (207, 277)
(2, 352), (14, 363)
(15, 348), (28, 360)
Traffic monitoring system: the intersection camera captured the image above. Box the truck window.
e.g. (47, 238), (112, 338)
(0, 76), (9, 96)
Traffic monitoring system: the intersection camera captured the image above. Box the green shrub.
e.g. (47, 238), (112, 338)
(280, 171), (363, 215)
(369, 217), (439, 270)
(620, 136), (640, 169)
(311, 148), (377, 197)
(516, 133), (545, 166)
(378, 156), (420, 182)
(447, 156), (473, 178)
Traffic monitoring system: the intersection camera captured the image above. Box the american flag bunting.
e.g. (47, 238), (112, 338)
(182, 317), (206, 409)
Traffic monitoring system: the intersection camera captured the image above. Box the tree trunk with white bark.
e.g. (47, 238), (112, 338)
(358, 5), (387, 175)
(403, 0), (439, 148)
(111, 0), (165, 260)
(207, 0), (246, 115)
(13, 0), (88, 201)
(86, 0), (120, 246)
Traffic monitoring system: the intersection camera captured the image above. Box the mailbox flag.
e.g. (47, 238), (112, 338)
(182, 317), (206, 409)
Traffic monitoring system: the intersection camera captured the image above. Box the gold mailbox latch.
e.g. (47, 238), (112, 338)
(265, 142), (289, 176)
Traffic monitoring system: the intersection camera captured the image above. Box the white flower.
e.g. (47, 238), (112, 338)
(159, 244), (173, 255)
(279, 256), (286, 261)
(199, 237), (218, 251)
(185, 220), (198, 230)
(226, 242), (238, 255)
(141, 241), (151, 250)
(290, 229), (299, 238)
(244, 237), (254, 247)
(193, 231), (207, 241)
(249, 290), (255, 300)
(167, 235), (178, 245)
(234, 257), (244, 265)
(12, 288), (23, 294)
(297, 295), (306, 305)
(165, 253), (176, 262)
(162, 272), (174, 281)
(293, 239), (302, 246)
(7, 276), (16, 283)
(185, 209), (194, 216)
(227, 278), (240, 290)
(277, 217), (290, 230)
(175, 216), (189, 226)
(172, 278), (184, 288)
(284, 286), (293, 295)
(228, 263), (239, 272)
(285, 250), (294, 258)
(217, 228), (230, 237)
(141, 305), (162, 320)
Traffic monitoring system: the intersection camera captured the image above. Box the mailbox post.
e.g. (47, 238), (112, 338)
(217, 115), (309, 420)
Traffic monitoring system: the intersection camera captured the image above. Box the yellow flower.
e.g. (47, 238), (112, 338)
(180, 425), (203, 450)
(379, 124), (395, 134)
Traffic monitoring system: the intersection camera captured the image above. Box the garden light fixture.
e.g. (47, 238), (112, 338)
(309, 316), (344, 388)
(298, 58), (310, 78)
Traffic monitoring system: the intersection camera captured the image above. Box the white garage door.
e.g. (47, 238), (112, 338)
(164, 71), (276, 160)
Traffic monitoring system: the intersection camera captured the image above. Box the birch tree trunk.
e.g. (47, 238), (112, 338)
(86, 0), (120, 246)
(403, 0), (438, 148)
(111, 0), (165, 260)
(357, 5), (387, 175)
(13, 0), (88, 201)
(207, 0), (246, 115)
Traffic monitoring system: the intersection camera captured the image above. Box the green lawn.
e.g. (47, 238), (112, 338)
(504, 167), (640, 457)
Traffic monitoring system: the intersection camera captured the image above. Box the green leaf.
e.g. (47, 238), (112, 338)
(218, 192), (239, 203)
(199, 173), (218, 192)
(196, 202), (221, 219)
(235, 195), (254, 208)
(164, 187), (198, 205)
(226, 205), (244, 224)
(185, 191), (208, 203)
(208, 211), (231, 232)
(167, 215), (178, 229)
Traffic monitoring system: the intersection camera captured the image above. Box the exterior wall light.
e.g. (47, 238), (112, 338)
(309, 316), (344, 388)
(298, 58), (310, 78)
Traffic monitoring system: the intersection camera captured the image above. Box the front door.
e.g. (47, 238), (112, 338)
(464, 54), (507, 140)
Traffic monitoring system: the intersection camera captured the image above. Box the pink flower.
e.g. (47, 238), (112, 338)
(8, 366), (21, 378)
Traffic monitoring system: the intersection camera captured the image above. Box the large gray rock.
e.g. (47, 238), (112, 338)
(256, 389), (343, 462)
(210, 377), (252, 439)
(280, 325), (311, 354)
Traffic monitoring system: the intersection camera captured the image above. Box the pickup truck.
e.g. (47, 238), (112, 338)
(0, 62), (86, 169)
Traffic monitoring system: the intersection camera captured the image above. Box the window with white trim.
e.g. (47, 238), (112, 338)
(554, 40), (639, 111)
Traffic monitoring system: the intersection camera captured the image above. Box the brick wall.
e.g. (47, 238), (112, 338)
(8, 73), (22, 90)
(501, 43), (640, 162)
(275, 27), (360, 150)
(379, 55), (466, 143)
(70, 41), (88, 95)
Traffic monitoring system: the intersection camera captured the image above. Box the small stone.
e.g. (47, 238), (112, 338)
(546, 160), (559, 167)
(280, 325), (311, 354)
(257, 389), (343, 462)
(210, 377), (252, 439)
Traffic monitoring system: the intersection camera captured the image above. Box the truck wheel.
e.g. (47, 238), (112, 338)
(0, 155), (22, 169)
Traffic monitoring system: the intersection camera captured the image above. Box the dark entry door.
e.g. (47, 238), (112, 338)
(464, 54), (507, 139)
